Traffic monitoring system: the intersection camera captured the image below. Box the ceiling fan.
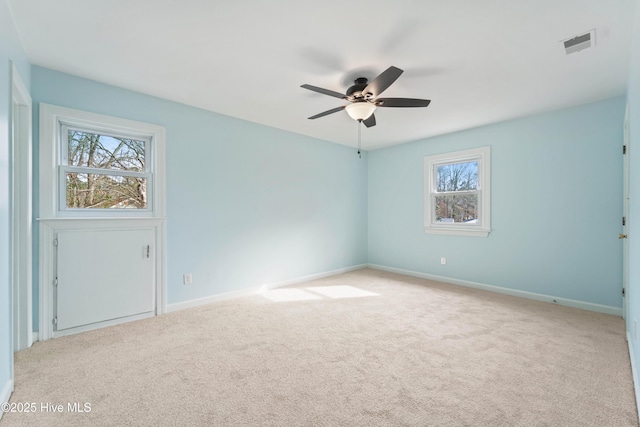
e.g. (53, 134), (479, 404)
(301, 66), (431, 128)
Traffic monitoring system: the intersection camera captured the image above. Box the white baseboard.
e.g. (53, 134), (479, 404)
(166, 287), (262, 313)
(32, 332), (39, 343)
(628, 333), (640, 423)
(166, 264), (367, 313)
(261, 264), (367, 289)
(368, 264), (622, 316)
(0, 379), (14, 421)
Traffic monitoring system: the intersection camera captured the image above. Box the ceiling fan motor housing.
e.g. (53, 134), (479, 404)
(346, 77), (371, 99)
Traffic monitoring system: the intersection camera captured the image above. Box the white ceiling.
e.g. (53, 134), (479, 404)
(7, 0), (638, 150)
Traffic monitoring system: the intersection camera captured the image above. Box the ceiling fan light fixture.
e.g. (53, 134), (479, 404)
(345, 102), (376, 121)
(302, 66), (430, 128)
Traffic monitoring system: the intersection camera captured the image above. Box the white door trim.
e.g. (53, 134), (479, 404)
(623, 102), (630, 325)
(11, 64), (33, 351)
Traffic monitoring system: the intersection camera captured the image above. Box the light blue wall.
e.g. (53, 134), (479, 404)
(626, 0), (640, 393)
(31, 66), (368, 317)
(0, 0), (30, 403)
(4, 5), (639, 410)
(368, 96), (626, 308)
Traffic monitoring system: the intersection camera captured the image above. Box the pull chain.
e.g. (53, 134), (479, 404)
(357, 120), (362, 158)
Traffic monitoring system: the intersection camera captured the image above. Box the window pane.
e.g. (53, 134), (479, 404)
(66, 172), (147, 209)
(67, 130), (145, 172)
(436, 161), (478, 192)
(434, 194), (478, 223)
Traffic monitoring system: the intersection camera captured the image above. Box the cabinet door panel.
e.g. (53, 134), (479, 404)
(56, 229), (155, 331)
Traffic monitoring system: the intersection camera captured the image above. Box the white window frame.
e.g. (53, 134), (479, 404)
(39, 104), (166, 218)
(424, 146), (491, 237)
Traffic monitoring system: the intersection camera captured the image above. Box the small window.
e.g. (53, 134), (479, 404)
(424, 146), (491, 237)
(39, 103), (165, 219)
(61, 127), (151, 210)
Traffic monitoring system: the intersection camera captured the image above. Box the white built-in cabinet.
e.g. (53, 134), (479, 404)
(56, 228), (155, 330)
(39, 218), (165, 339)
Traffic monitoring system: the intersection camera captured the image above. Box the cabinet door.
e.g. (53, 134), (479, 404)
(56, 229), (155, 331)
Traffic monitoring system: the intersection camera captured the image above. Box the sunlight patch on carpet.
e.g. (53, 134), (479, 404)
(258, 285), (379, 302)
(306, 285), (379, 299)
(259, 288), (322, 302)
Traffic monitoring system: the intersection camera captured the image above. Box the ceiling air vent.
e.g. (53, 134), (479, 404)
(563, 30), (595, 55)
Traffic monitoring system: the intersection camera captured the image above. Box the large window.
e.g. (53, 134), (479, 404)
(39, 103), (165, 218)
(424, 146), (490, 237)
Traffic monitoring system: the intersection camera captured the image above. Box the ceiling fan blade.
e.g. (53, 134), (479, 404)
(363, 113), (376, 128)
(308, 105), (346, 120)
(301, 84), (346, 99)
(362, 66), (403, 98)
(375, 98), (431, 108)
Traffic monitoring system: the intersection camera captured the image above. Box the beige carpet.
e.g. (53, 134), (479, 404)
(2, 268), (637, 426)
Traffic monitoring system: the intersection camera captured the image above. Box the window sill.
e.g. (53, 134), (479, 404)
(424, 227), (490, 237)
(38, 217), (166, 230)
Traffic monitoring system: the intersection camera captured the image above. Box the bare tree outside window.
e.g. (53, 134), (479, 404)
(435, 161), (478, 223)
(65, 130), (148, 209)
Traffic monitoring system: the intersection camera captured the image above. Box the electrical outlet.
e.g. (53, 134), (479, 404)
(440, 257), (446, 265)
(183, 273), (193, 285)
